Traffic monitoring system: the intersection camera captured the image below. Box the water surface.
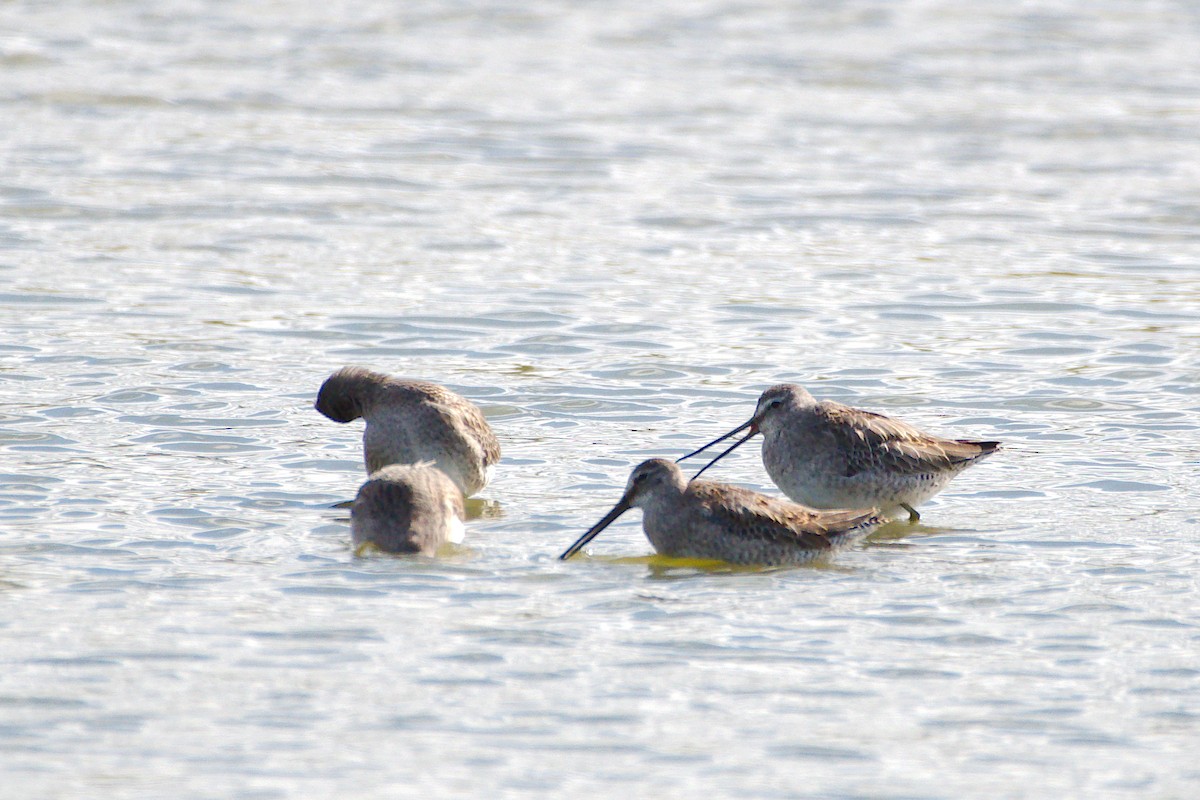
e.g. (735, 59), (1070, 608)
(2, 1), (1199, 797)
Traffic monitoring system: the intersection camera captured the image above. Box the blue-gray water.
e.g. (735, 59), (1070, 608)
(3, 1), (1199, 797)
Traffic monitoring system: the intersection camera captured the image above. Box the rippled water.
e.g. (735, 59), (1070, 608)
(3, 1), (1199, 796)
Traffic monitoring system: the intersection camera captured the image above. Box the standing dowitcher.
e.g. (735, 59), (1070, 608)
(559, 458), (885, 566)
(680, 384), (999, 522)
(351, 463), (465, 556)
(315, 366), (500, 497)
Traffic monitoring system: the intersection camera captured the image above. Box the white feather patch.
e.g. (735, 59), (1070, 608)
(446, 505), (466, 544)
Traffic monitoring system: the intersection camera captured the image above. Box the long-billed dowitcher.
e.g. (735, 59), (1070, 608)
(315, 366), (500, 497)
(351, 463), (465, 556)
(680, 384), (999, 522)
(559, 458), (885, 566)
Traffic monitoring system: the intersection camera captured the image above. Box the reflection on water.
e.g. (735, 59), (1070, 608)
(2, 0), (1199, 796)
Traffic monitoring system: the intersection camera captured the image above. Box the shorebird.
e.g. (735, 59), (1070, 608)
(680, 384), (999, 522)
(559, 458), (885, 566)
(315, 366), (500, 497)
(351, 463), (465, 556)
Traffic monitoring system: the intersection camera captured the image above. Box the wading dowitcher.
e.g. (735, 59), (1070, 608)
(351, 463), (465, 556)
(680, 384), (999, 522)
(315, 366), (500, 497)
(559, 458), (885, 566)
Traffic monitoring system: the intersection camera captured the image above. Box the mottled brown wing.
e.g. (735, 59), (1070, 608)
(396, 380), (502, 466)
(457, 407), (501, 467)
(409, 464), (466, 519)
(689, 481), (876, 551)
(818, 401), (997, 477)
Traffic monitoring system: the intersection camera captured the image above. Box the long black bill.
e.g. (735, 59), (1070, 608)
(689, 427), (758, 482)
(675, 419), (754, 462)
(559, 498), (632, 560)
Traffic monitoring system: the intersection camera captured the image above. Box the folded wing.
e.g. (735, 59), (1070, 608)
(819, 401), (999, 478)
